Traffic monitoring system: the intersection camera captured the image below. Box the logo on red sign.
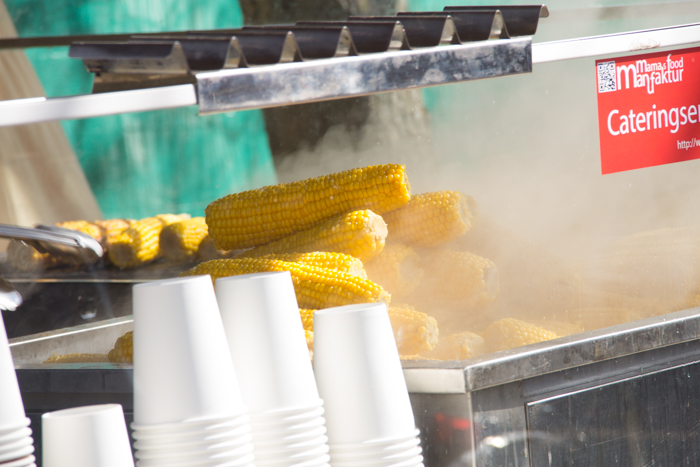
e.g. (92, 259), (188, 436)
(596, 47), (700, 174)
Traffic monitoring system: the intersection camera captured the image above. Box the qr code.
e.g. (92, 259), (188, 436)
(597, 61), (616, 93)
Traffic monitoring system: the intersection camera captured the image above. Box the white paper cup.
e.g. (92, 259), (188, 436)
(327, 429), (421, 453)
(0, 454), (36, 467)
(131, 413), (249, 436)
(0, 427), (32, 446)
(0, 436), (33, 456)
(133, 430), (252, 452)
(216, 271), (319, 413)
(135, 439), (253, 461)
(0, 319), (27, 432)
(41, 404), (132, 467)
(329, 445), (422, 464)
(135, 451), (254, 467)
(0, 443), (34, 464)
(0, 419), (30, 437)
(314, 302), (417, 444)
(330, 455), (423, 467)
(133, 276), (246, 425)
(252, 425), (327, 447)
(248, 405), (324, 426)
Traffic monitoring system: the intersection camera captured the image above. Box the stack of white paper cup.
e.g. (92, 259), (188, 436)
(314, 302), (424, 467)
(0, 313), (35, 467)
(216, 271), (330, 467)
(131, 276), (254, 467)
(42, 404), (134, 467)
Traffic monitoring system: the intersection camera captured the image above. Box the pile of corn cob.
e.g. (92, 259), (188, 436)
(177, 163), (568, 360)
(38, 163), (685, 365)
(6, 214), (224, 271)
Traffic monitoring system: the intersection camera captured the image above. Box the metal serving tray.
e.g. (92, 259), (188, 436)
(10, 307), (700, 466)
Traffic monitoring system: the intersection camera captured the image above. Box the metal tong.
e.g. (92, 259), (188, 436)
(0, 224), (104, 311)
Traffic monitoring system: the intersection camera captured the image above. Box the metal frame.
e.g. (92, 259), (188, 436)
(0, 22), (697, 126)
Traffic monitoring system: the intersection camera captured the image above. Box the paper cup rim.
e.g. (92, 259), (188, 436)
(329, 444), (422, 462)
(134, 439), (253, 461)
(0, 443), (34, 464)
(0, 454), (36, 467)
(215, 271), (291, 285)
(41, 403), (122, 421)
(314, 302), (386, 317)
(329, 454), (423, 467)
(133, 275), (211, 290)
(135, 451), (255, 467)
(0, 436), (33, 456)
(327, 429), (420, 449)
(248, 400), (323, 418)
(0, 427), (32, 445)
(131, 413), (248, 432)
(0, 418), (31, 434)
(133, 431), (252, 451)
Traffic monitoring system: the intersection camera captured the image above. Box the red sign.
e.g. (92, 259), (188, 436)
(596, 47), (700, 174)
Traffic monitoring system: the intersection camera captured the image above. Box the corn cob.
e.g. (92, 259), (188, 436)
(93, 219), (134, 243)
(260, 252), (367, 279)
(206, 164), (411, 250)
(425, 331), (486, 360)
(365, 243), (423, 299)
(108, 331), (133, 363)
(238, 210), (387, 263)
(160, 217), (209, 262)
(300, 308), (315, 331)
(43, 353), (110, 363)
(180, 258), (390, 309)
(305, 329), (314, 360)
(579, 227), (700, 310)
(107, 214), (189, 269)
(383, 191), (474, 248)
(56, 220), (106, 244)
(419, 250), (499, 309)
(482, 318), (558, 353)
(532, 320), (583, 337)
(445, 215), (581, 317)
(388, 304), (439, 355)
(566, 307), (642, 332)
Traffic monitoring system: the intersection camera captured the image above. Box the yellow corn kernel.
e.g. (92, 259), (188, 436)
(300, 308), (315, 331)
(160, 217), (209, 262)
(260, 253), (366, 279)
(533, 320), (583, 337)
(108, 331), (133, 363)
(420, 250), (499, 308)
(365, 243), (423, 299)
(383, 191), (474, 248)
(426, 332), (486, 360)
(388, 304), (439, 355)
(43, 353), (110, 363)
(107, 214), (188, 269)
(567, 308), (642, 332)
(482, 318), (558, 352)
(180, 258), (390, 309)
(206, 164), (411, 250)
(56, 220), (106, 244)
(239, 210), (387, 263)
(305, 329), (314, 360)
(93, 219), (134, 243)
